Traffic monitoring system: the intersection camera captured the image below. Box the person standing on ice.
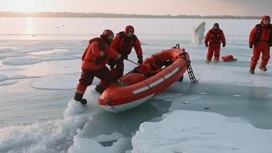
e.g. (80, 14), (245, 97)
(73, 29), (124, 105)
(248, 15), (272, 74)
(95, 25), (143, 93)
(204, 23), (226, 63)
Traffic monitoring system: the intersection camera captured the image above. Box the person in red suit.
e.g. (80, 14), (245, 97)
(95, 25), (143, 93)
(74, 29), (123, 105)
(248, 15), (272, 74)
(204, 23), (226, 63)
(117, 59), (173, 86)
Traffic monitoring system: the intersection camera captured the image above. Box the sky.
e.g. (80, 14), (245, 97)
(0, 0), (271, 16)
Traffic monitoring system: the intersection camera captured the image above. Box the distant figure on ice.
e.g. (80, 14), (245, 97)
(248, 15), (272, 74)
(73, 29), (124, 105)
(204, 23), (226, 63)
(193, 21), (206, 44)
(95, 25), (143, 93)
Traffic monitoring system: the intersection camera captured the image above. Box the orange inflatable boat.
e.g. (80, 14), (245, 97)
(98, 45), (193, 112)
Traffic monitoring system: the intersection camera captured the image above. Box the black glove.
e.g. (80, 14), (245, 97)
(121, 54), (128, 60)
(137, 55), (143, 64)
(107, 59), (116, 69)
(205, 42), (208, 47)
(222, 42), (226, 47)
(249, 43), (253, 49)
(269, 42), (272, 47)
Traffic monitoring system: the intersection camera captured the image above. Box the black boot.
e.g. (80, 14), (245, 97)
(74, 92), (87, 105)
(177, 75), (184, 82)
(249, 68), (255, 74)
(95, 83), (104, 94)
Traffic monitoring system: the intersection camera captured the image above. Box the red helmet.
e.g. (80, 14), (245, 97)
(125, 25), (134, 34)
(261, 15), (270, 25)
(101, 29), (114, 41)
(261, 15), (270, 21)
(102, 29), (114, 37)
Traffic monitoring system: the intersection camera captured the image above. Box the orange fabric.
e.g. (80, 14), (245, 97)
(221, 55), (234, 61)
(111, 32), (143, 57)
(135, 63), (161, 74)
(81, 38), (120, 70)
(249, 24), (272, 44)
(249, 17), (272, 68)
(250, 42), (270, 68)
(98, 48), (188, 108)
(206, 44), (221, 60)
(205, 29), (226, 44)
(78, 66), (117, 94)
(119, 73), (147, 85)
(143, 49), (176, 65)
(205, 28), (225, 60)
(76, 83), (87, 93)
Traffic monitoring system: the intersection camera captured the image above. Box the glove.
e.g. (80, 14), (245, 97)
(222, 42), (226, 47)
(249, 43), (253, 49)
(107, 60), (116, 69)
(137, 55), (143, 64)
(269, 42), (272, 47)
(205, 42), (208, 47)
(121, 54), (128, 60)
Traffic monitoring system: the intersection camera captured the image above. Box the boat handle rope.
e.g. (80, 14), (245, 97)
(126, 59), (139, 65)
(172, 44), (180, 48)
(178, 52), (199, 83)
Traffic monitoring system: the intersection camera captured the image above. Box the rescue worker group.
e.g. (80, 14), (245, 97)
(74, 15), (272, 105)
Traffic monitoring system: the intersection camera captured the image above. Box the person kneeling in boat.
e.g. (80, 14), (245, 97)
(73, 29), (125, 105)
(117, 60), (174, 86)
(133, 59), (173, 77)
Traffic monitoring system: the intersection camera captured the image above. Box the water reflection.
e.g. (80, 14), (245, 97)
(24, 17), (35, 39)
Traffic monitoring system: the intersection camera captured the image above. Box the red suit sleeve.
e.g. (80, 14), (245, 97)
(220, 30), (226, 43)
(204, 30), (211, 43)
(249, 26), (257, 44)
(81, 45), (89, 61)
(105, 45), (120, 60)
(133, 36), (143, 56)
(111, 34), (121, 52)
(91, 41), (102, 57)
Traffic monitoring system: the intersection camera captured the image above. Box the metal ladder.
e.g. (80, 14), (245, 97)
(173, 44), (198, 83)
(185, 59), (198, 83)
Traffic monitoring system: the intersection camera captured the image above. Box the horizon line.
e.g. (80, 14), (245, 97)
(0, 11), (262, 18)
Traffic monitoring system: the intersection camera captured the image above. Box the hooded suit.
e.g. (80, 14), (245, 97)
(249, 15), (272, 71)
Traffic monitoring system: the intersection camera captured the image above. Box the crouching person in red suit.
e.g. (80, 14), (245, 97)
(95, 25), (143, 93)
(74, 29), (122, 105)
(204, 23), (226, 63)
(248, 15), (272, 74)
